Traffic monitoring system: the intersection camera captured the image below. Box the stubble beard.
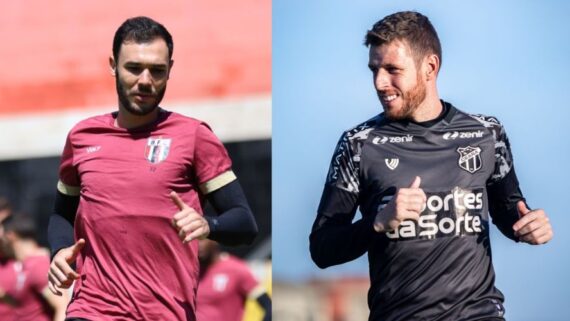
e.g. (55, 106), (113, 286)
(384, 73), (427, 121)
(115, 72), (167, 116)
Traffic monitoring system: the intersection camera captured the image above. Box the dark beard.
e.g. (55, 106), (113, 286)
(115, 71), (166, 116)
(385, 73), (427, 121)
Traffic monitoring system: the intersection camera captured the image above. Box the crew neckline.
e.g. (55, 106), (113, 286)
(109, 108), (168, 132)
(410, 100), (449, 128)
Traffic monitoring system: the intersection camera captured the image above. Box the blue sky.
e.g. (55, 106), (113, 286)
(273, 1), (570, 320)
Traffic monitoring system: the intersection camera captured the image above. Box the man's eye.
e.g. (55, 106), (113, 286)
(150, 68), (167, 77)
(126, 66), (142, 74)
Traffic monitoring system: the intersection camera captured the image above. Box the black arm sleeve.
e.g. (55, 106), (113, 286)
(309, 184), (376, 269)
(47, 191), (79, 259)
(204, 180), (258, 245)
(256, 293), (272, 321)
(487, 167), (525, 241)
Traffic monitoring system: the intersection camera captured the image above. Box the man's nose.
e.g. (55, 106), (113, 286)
(374, 69), (389, 90)
(138, 69), (152, 86)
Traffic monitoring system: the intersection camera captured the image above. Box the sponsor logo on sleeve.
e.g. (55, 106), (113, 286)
(86, 146), (101, 153)
(145, 137), (171, 164)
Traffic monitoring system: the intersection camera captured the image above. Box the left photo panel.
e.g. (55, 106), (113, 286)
(0, 1), (271, 321)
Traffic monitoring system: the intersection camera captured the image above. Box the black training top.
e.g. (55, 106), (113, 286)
(310, 101), (524, 321)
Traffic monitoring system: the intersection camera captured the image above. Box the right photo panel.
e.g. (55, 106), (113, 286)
(273, 1), (569, 321)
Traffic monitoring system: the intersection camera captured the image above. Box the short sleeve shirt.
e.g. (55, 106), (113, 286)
(58, 110), (235, 321)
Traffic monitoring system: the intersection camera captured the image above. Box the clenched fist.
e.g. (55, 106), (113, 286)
(374, 176), (427, 233)
(513, 201), (553, 245)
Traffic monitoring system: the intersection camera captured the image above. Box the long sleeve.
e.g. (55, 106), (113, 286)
(48, 191), (79, 259)
(487, 168), (525, 241)
(205, 180), (258, 245)
(484, 118), (524, 241)
(310, 184), (376, 268)
(310, 129), (375, 268)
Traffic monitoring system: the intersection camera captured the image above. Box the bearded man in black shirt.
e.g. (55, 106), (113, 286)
(310, 11), (553, 321)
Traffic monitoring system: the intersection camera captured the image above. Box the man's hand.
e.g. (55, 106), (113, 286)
(48, 238), (85, 296)
(374, 176), (427, 233)
(513, 201), (553, 245)
(170, 191), (210, 243)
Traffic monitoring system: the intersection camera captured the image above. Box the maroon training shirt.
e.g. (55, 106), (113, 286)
(0, 259), (16, 321)
(58, 110), (235, 320)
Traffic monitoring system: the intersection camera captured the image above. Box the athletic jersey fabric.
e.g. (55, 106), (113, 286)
(58, 109), (236, 321)
(311, 101), (523, 321)
(196, 254), (259, 321)
(0, 259), (16, 321)
(10, 254), (53, 321)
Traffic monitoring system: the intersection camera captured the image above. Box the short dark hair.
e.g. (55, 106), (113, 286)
(3, 214), (38, 241)
(113, 16), (174, 61)
(364, 11), (442, 69)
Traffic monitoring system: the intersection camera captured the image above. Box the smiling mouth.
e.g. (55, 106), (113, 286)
(379, 93), (399, 104)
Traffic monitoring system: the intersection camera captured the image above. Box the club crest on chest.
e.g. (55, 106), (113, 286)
(457, 146), (482, 174)
(145, 137), (171, 164)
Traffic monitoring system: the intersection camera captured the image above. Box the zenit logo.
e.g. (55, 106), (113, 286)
(373, 134), (413, 144)
(385, 188), (485, 240)
(443, 130), (484, 140)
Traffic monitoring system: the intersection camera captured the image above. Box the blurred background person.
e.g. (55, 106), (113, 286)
(0, 197), (11, 223)
(2, 214), (70, 321)
(197, 238), (271, 321)
(0, 197), (16, 321)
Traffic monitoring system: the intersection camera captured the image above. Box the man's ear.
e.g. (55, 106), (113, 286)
(109, 56), (117, 77)
(425, 54), (440, 81)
